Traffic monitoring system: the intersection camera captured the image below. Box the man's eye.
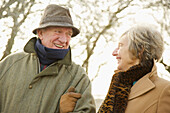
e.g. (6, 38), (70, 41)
(68, 33), (73, 36)
(55, 30), (61, 33)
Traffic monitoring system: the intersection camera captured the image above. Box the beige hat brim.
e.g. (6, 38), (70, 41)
(32, 22), (80, 37)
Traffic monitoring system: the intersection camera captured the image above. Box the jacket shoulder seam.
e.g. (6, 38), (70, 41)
(0, 52), (30, 80)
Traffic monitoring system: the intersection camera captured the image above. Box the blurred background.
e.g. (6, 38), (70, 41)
(0, 0), (169, 110)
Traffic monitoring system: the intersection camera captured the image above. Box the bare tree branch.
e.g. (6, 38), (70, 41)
(0, 0), (35, 61)
(91, 62), (107, 82)
(0, 0), (16, 19)
(82, 0), (133, 72)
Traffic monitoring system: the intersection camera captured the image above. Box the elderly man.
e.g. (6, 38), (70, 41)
(0, 4), (96, 113)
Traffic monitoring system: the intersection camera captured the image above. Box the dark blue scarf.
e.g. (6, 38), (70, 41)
(35, 39), (69, 65)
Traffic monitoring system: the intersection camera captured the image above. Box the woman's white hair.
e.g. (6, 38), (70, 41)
(122, 25), (164, 66)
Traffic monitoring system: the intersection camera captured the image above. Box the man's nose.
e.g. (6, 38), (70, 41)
(59, 34), (67, 43)
(112, 48), (118, 56)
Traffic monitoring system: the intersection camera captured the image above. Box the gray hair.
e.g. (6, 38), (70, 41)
(121, 25), (164, 66)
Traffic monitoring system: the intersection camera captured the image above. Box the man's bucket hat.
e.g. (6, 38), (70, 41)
(32, 4), (80, 37)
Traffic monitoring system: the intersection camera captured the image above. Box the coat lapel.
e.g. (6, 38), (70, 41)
(128, 63), (157, 100)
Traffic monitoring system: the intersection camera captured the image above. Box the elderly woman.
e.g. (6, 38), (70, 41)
(98, 25), (170, 113)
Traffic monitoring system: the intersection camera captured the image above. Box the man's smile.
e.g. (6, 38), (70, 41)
(54, 43), (64, 48)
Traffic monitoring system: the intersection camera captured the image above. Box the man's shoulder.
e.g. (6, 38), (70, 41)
(0, 51), (30, 78)
(1, 51), (29, 64)
(71, 61), (83, 67)
(67, 61), (87, 76)
(70, 62), (85, 71)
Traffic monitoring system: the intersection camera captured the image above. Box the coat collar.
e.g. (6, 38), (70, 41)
(128, 61), (157, 100)
(24, 37), (72, 66)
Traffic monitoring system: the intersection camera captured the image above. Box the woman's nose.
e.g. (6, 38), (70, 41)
(112, 48), (118, 56)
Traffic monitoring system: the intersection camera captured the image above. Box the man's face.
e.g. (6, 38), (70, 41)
(37, 27), (73, 49)
(112, 35), (139, 71)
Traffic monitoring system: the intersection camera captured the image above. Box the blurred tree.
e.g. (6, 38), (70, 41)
(0, 0), (35, 60)
(0, 0), (169, 80)
(143, 0), (170, 73)
(69, 0), (134, 76)
(68, 0), (170, 80)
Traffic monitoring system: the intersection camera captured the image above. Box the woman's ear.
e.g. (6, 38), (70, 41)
(138, 47), (145, 62)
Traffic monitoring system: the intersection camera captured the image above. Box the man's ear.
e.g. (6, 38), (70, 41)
(37, 29), (43, 40)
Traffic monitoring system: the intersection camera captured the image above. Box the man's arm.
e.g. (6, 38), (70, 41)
(59, 75), (96, 113)
(71, 75), (96, 113)
(59, 64), (96, 113)
(59, 87), (81, 113)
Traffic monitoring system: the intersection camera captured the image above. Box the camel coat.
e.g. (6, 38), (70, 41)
(125, 63), (170, 113)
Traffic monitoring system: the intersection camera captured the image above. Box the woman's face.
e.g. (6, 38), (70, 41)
(112, 35), (140, 71)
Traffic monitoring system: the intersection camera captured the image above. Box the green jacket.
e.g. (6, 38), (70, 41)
(0, 37), (96, 113)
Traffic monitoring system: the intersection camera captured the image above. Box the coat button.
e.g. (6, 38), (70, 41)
(29, 85), (32, 89)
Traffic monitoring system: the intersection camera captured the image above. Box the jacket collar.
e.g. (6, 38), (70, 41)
(128, 61), (157, 100)
(24, 37), (72, 65)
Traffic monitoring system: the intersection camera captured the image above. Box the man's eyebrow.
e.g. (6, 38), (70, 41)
(68, 30), (73, 33)
(54, 28), (61, 30)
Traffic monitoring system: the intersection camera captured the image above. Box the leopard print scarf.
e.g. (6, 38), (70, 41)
(98, 60), (153, 113)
